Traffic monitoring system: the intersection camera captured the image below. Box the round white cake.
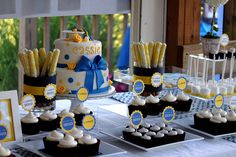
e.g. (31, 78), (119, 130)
(55, 29), (109, 95)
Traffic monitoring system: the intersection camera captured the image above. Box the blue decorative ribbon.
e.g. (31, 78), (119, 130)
(74, 55), (107, 92)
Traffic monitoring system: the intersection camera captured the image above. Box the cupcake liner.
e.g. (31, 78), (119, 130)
(176, 99), (192, 111)
(128, 105), (147, 118)
(153, 136), (166, 146)
(122, 131), (133, 142)
(227, 121), (236, 133)
(43, 137), (60, 154)
(77, 139), (100, 156)
(193, 114), (209, 132)
(39, 118), (57, 131)
(159, 100), (177, 111)
(138, 138), (153, 148)
(145, 103), (162, 115)
(56, 146), (77, 156)
(208, 121), (227, 135)
(21, 122), (40, 135)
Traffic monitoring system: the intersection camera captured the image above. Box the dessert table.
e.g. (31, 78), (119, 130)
(15, 98), (236, 157)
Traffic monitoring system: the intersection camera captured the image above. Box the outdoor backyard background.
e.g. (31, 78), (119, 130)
(0, 14), (130, 91)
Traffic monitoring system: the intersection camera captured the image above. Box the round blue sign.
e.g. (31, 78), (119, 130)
(133, 80), (144, 95)
(162, 107), (175, 123)
(130, 111), (143, 127)
(61, 116), (75, 132)
(0, 125), (7, 141)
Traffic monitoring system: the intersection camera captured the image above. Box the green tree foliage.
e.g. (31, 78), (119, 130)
(0, 14), (130, 91)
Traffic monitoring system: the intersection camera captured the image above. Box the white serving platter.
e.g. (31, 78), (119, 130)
(174, 117), (236, 139)
(17, 139), (126, 157)
(100, 125), (204, 151)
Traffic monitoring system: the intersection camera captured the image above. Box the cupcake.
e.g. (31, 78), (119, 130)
(73, 105), (93, 126)
(150, 125), (161, 132)
(57, 134), (77, 156)
(145, 131), (156, 137)
(226, 85), (234, 95)
(39, 111), (58, 131)
(199, 87), (211, 99)
(209, 113), (227, 135)
(140, 122), (151, 129)
(153, 132), (165, 146)
(21, 112), (40, 135)
(57, 109), (75, 128)
(219, 86), (227, 96)
(167, 130), (178, 143)
(139, 134), (152, 148)
(122, 126), (136, 141)
(130, 131), (142, 144)
(128, 96), (147, 118)
(193, 110), (212, 131)
(184, 83), (193, 94)
(156, 122), (167, 129)
(226, 110), (236, 132)
(191, 85), (200, 96)
(160, 93), (177, 110)
(209, 85), (219, 97)
(43, 130), (64, 153)
(176, 92), (192, 111)
(175, 129), (186, 141)
(0, 144), (14, 157)
(77, 134), (100, 156)
(145, 95), (161, 115)
(68, 128), (83, 140)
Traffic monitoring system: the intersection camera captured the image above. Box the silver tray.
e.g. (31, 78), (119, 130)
(17, 139), (126, 157)
(57, 86), (116, 100)
(174, 118), (236, 139)
(100, 125), (204, 151)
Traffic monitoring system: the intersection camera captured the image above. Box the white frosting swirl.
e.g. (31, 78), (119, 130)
(21, 112), (39, 123)
(150, 125), (161, 132)
(162, 93), (177, 102)
(156, 122), (166, 128)
(176, 129), (184, 134)
(159, 130), (168, 134)
(58, 134), (77, 148)
(146, 95), (160, 103)
(132, 131), (142, 137)
(58, 109), (74, 118)
(141, 135), (151, 140)
(46, 130), (64, 141)
(154, 132), (164, 138)
(78, 134), (98, 145)
(69, 128), (83, 139)
(226, 110), (236, 121)
(141, 122), (151, 128)
(164, 126), (173, 131)
(132, 96), (145, 106)
(124, 126), (135, 133)
(210, 113), (227, 123)
(138, 127), (149, 133)
(168, 131), (177, 136)
(73, 105), (91, 114)
(177, 92), (190, 101)
(0, 144), (11, 157)
(40, 111), (57, 121)
(146, 131), (156, 136)
(196, 110), (213, 119)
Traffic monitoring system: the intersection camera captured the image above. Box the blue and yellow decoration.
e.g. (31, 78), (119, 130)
(0, 124), (8, 142)
(177, 77), (187, 90)
(133, 79), (145, 95)
(77, 87), (89, 102)
(130, 110), (143, 128)
(20, 94), (36, 112)
(60, 115), (76, 133)
(82, 114), (96, 131)
(214, 94), (224, 109)
(151, 72), (163, 87)
(162, 106), (175, 123)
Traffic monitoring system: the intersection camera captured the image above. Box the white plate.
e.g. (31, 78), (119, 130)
(17, 139), (126, 157)
(57, 86), (116, 100)
(100, 125), (204, 151)
(174, 118), (236, 139)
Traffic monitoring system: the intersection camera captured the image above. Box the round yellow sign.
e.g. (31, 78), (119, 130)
(177, 77), (187, 90)
(82, 115), (95, 131)
(151, 72), (163, 87)
(77, 87), (88, 102)
(214, 94), (224, 108)
(20, 94), (36, 111)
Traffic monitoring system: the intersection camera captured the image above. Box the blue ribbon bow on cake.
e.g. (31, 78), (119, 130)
(75, 55), (107, 92)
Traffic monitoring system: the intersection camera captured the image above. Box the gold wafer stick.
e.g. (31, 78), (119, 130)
(153, 42), (162, 68)
(134, 43), (141, 67)
(158, 43), (167, 66)
(41, 51), (53, 77)
(39, 48), (47, 71)
(148, 42), (154, 67)
(33, 48), (40, 76)
(144, 43), (150, 68)
(131, 44), (139, 67)
(18, 52), (30, 76)
(27, 50), (37, 77)
(49, 49), (60, 76)
(138, 43), (148, 68)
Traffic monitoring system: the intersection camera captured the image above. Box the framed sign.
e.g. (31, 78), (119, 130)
(0, 90), (22, 147)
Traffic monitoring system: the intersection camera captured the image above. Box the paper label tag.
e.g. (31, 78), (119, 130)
(214, 94), (224, 109)
(20, 94), (36, 111)
(0, 125), (8, 141)
(82, 114), (96, 131)
(133, 80), (145, 95)
(162, 106), (175, 123)
(151, 72), (162, 87)
(44, 84), (56, 100)
(77, 87), (88, 102)
(60, 115), (76, 133)
(220, 34), (229, 47)
(177, 77), (187, 90)
(130, 110), (143, 128)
